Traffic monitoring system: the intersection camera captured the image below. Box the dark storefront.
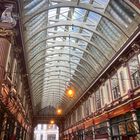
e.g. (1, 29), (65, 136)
(77, 129), (84, 140)
(84, 127), (93, 140)
(94, 122), (108, 140)
(110, 113), (137, 140)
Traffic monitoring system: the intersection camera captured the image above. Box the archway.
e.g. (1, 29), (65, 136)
(34, 124), (59, 140)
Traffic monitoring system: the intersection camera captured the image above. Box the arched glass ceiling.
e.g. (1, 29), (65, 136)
(22, 0), (140, 115)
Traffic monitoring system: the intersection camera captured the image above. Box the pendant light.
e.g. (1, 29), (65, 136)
(50, 120), (55, 124)
(56, 70), (62, 115)
(66, 34), (75, 98)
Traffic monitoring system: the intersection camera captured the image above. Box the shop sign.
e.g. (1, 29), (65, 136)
(108, 104), (131, 118)
(94, 113), (108, 125)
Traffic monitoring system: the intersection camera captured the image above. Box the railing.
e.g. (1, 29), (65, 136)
(0, 75), (31, 131)
(65, 88), (139, 131)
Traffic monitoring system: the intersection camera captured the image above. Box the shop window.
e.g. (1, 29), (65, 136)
(89, 99), (92, 114)
(128, 55), (140, 88)
(112, 124), (119, 136)
(77, 106), (82, 121)
(136, 109), (140, 128)
(120, 71), (126, 93)
(110, 113), (136, 138)
(6, 48), (13, 79)
(73, 111), (76, 123)
(106, 83), (111, 102)
(118, 122), (126, 135)
(85, 99), (91, 116)
(126, 120), (136, 135)
(100, 88), (104, 106)
(95, 89), (101, 110)
(94, 122), (108, 138)
(83, 101), (89, 117)
(92, 95), (96, 111)
(111, 73), (121, 100)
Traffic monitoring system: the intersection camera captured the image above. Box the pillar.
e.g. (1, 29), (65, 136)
(92, 126), (95, 140)
(24, 131), (26, 140)
(106, 120), (111, 140)
(82, 130), (85, 140)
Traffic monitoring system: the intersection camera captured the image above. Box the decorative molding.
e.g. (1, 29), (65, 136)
(132, 43), (140, 54)
(0, 27), (14, 37)
(119, 57), (128, 67)
(0, 27), (15, 44)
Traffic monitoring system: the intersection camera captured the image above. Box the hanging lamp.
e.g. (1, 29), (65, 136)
(66, 34), (75, 98)
(56, 70), (62, 115)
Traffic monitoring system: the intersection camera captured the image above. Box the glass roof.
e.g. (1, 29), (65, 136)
(23, 0), (140, 115)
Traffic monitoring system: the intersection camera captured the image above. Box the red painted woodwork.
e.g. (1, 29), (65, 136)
(77, 123), (84, 130)
(84, 118), (93, 129)
(108, 104), (131, 118)
(134, 98), (140, 109)
(0, 85), (31, 131)
(94, 113), (108, 125)
(72, 126), (77, 132)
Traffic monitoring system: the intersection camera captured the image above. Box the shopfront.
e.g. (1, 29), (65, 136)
(84, 127), (93, 140)
(110, 113), (137, 140)
(94, 121), (108, 140)
(77, 129), (84, 140)
(136, 109), (140, 128)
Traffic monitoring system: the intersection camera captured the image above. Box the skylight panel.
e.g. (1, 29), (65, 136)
(60, 7), (69, 14)
(80, 0), (90, 3)
(94, 0), (109, 7)
(48, 9), (57, 19)
(87, 12), (101, 25)
(25, 0), (46, 15)
(72, 9), (84, 22)
(70, 26), (80, 33)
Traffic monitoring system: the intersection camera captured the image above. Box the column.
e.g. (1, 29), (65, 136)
(23, 131), (26, 140)
(56, 132), (59, 140)
(106, 120), (112, 140)
(82, 130), (85, 140)
(92, 126), (95, 140)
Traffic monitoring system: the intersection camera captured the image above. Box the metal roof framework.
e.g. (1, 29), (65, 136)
(23, 0), (140, 115)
